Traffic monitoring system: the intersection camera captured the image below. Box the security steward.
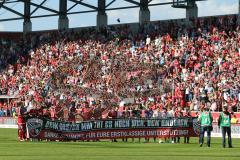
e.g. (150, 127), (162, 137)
(218, 105), (233, 148)
(199, 105), (213, 147)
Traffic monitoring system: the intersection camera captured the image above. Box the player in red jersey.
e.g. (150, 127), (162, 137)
(17, 103), (27, 141)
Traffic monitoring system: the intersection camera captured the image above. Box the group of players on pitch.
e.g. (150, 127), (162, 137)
(17, 104), (234, 148)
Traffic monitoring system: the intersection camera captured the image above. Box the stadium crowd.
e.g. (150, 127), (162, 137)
(0, 15), (240, 122)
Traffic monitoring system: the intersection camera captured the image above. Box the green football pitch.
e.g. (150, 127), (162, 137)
(0, 129), (239, 160)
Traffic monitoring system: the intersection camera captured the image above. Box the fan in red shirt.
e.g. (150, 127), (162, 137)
(68, 104), (77, 123)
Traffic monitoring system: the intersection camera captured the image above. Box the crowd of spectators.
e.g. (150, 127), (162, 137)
(0, 15), (240, 121)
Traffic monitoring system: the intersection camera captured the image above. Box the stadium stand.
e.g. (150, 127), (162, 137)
(0, 14), (240, 122)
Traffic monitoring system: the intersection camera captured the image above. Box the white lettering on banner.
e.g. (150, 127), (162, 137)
(132, 120), (144, 127)
(76, 124), (81, 131)
(81, 122), (93, 130)
(157, 130), (169, 136)
(42, 129), (193, 140)
(58, 123), (80, 131)
(59, 123), (65, 131)
(161, 119), (173, 126)
(93, 130), (189, 138)
(160, 119), (189, 127)
(170, 130), (188, 136)
(147, 120), (160, 127)
(105, 121), (112, 128)
(146, 130), (157, 136)
(68, 123), (79, 131)
(26, 118), (240, 140)
(129, 131), (145, 136)
(45, 121), (59, 130)
(45, 131), (59, 138)
(96, 132), (110, 138)
(64, 133), (85, 139)
(110, 131), (125, 137)
(110, 131), (119, 137)
(94, 121), (103, 129)
(65, 124), (70, 131)
(114, 120), (130, 128)
(174, 119), (188, 127)
(109, 131), (146, 137)
(85, 132), (96, 138)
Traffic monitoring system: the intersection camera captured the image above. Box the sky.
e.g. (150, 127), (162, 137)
(0, 0), (238, 31)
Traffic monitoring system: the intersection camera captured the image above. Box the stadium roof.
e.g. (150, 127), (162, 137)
(4, 0), (237, 32)
(0, 0), (206, 21)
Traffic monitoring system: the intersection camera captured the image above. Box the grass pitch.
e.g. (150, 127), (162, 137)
(0, 129), (239, 160)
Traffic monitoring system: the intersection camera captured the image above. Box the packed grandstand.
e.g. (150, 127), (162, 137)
(0, 14), (240, 123)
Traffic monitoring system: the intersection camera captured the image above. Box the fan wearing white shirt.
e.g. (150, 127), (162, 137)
(146, 35), (151, 45)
